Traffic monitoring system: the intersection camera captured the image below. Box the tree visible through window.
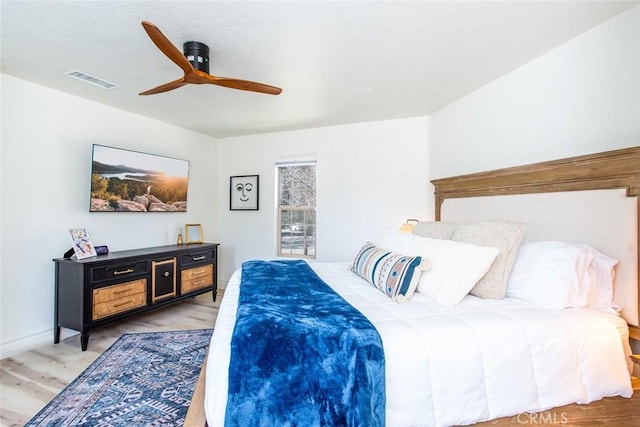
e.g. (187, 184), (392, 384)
(277, 162), (316, 258)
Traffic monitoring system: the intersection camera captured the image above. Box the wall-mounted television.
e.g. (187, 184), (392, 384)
(90, 144), (189, 212)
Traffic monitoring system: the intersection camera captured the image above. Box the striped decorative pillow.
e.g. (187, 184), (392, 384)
(351, 242), (429, 302)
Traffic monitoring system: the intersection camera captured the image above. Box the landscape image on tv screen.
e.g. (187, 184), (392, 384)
(90, 144), (189, 212)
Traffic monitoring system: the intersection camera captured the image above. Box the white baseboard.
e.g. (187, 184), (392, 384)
(0, 328), (78, 359)
(1, 284), (226, 360)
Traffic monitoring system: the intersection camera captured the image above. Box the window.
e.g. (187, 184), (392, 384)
(277, 159), (316, 258)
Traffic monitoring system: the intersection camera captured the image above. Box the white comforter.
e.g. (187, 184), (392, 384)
(205, 262), (632, 427)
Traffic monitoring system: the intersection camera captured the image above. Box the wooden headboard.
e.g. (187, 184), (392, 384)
(432, 147), (640, 220)
(431, 147), (640, 335)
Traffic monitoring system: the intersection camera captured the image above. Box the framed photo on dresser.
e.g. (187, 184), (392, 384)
(69, 228), (97, 259)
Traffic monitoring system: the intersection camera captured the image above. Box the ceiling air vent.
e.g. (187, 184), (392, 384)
(63, 70), (119, 90)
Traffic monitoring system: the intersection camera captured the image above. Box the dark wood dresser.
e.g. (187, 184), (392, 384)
(53, 243), (219, 350)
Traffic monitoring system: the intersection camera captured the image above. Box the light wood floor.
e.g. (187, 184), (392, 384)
(2, 289), (639, 426)
(0, 291), (221, 427)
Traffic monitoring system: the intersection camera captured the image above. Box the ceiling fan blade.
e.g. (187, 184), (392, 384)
(141, 21), (193, 75)
(139, 78), (188, 96)
(203, 74), (282, 95)
(140, 20), (282, 96)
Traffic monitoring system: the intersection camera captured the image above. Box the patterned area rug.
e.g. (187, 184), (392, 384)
(25, 329), (213, 426)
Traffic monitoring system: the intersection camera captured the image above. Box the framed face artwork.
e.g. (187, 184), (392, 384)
(230, 175), (259, 210)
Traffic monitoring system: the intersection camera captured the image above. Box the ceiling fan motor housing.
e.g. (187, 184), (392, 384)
(183, 41), (210, 73)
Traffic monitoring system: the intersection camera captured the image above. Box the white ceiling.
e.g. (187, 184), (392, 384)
(1, 1), (636, 138)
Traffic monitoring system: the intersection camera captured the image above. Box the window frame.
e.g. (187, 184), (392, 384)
(275, 158), (317, 259)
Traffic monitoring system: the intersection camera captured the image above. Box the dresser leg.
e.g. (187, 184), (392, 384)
(54, 326), (61, 344)
(81, 333), (89, 351)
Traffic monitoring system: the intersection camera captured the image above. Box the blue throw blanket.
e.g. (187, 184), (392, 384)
(225, 260), (385, 427)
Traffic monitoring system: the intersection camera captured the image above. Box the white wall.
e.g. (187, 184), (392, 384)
(430, 5), (639, 178)
(428, 5), (640, 325)
(0, 74), (219, 357)
(215, 117), (432, 282)
(0, 77), (431, 357)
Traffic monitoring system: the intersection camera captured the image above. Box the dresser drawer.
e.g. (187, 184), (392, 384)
(92, 279), (147, 320)
(181, 264), (213, 294)
(91, 261), (148, 283)
(93, 279), (146, 303)
(180, 249), (216, 267)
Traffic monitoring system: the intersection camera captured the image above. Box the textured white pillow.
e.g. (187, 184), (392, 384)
(506, 240), (618, 310)
(375, 231), (499, 305)
(452, 221), (527, 299)
(412, 221), (457, 240)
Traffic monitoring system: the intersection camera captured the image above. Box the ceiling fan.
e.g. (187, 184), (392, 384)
(139, 21), (282, 96)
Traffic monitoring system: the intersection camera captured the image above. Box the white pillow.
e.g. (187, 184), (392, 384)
(506, 241), (618, 310)
(375, 230), (499, 305)
(586, 249), (618, 311)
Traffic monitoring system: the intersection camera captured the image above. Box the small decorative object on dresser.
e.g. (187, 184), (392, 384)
(95, 245), (109, 255)
(53, 242), (219, 350)
(230, 174), (259, 210)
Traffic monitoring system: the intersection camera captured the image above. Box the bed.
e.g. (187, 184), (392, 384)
(202, 147), (639, 426)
